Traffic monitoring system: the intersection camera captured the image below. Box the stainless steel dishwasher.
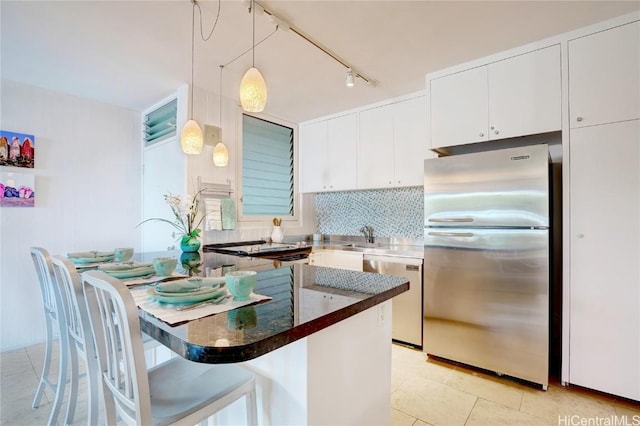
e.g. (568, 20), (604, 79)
(363, 254), (423, 348)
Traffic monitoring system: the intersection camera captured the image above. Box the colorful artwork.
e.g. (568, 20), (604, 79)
(0, 171), (35, 207)
(0, 130), (35, 168)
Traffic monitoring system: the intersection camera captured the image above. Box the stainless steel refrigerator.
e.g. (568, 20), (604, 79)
(423, 144), (550, 389)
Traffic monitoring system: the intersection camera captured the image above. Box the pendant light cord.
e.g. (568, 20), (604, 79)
(195, 0), (221, 41)
(190, 1), (195, 116)
(251, 0), (256, 67)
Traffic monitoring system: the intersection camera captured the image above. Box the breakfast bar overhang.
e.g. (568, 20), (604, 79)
(136, 255), (409, 425)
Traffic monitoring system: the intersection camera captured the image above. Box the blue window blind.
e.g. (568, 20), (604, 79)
(144, 98), (177, 145)
(242, 114), (294, 216)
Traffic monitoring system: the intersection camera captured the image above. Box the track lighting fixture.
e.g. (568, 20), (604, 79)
(346, 68), (355, 87)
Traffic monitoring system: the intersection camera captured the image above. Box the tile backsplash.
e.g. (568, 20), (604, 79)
(315, 187), (423, 239)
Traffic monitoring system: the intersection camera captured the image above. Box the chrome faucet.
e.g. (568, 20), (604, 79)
(360, 225), (375, 244)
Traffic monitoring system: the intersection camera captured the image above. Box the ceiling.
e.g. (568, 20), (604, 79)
(2, 1), (639, 124)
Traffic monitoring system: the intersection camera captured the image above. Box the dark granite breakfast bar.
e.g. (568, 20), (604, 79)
(134, 251), (409, 425)
(137, 252), (409, 363)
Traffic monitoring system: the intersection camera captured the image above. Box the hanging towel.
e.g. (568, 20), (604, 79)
(221, 198), (236, 230)
(204, 198), (222, 231)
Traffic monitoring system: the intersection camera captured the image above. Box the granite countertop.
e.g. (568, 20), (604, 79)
(136, 251), (409, 364)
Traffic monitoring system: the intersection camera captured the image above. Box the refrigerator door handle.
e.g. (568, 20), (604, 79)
(427, 231), (475, 237)
(428, 218), (474, 223)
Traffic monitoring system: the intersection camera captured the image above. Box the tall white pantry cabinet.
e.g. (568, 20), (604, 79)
(566, 20), (640, 401)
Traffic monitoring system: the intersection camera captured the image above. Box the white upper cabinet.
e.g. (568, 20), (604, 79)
(394, 96), (434, 185)
(569, 21), (640, 128)
(358, 96), (431, 189)
(430, 45), (561, 149)
(299, 113), (357, 192)
(430, 66), (488, 148)
(488, 45), (561, 139)
(358, 103), (394, 189)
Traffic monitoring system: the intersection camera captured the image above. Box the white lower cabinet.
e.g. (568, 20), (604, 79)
(309, 249), (363, 272)
(568, 119), (640, 401)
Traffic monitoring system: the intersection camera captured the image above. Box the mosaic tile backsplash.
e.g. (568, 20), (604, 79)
(315, 187), (423, 238)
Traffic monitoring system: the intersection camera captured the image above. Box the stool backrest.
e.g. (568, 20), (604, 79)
(82, 270), (152, 425)
(31, 247), (65, 325)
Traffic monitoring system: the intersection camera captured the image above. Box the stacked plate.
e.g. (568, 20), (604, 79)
(99, 262), (155, 279)
(67, 251), (115, 265)
(148, 277), (227, 304)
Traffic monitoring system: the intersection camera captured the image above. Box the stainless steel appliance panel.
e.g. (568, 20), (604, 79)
(424, 144), (549, 228)
(423, 227), (549, 386)
(364, 255), (423, 347)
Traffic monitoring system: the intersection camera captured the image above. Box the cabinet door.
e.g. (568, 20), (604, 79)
(489, 45), (561, 139)
(430, 66), (488, 149)
(327, 114), (358, 191)
(569, 21), (640, 128)
(569, 120), (640, 400)
(323, 250), (364, 271)
(299, 121), (328, 192)
(394, 96), (429, 186)
(358, 104), (395, 189)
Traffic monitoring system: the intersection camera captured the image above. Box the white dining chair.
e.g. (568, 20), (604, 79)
(81, 270), (258, 426)
(51, 255), (100, 425)
(30, 247), (69, 426)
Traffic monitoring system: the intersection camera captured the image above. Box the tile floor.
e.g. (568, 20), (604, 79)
(1, 341), (638, 425)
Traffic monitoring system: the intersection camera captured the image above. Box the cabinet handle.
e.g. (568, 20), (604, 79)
(479, 132), (485, 137)
(490, 126), (495, 130)
(576, 117), (583, 122)
(494, 130), (500, 135)
(577, 233), (584, 238)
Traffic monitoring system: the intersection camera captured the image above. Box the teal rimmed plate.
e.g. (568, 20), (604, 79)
(147, 285), (227, 305)
(102, 266), (155, 279)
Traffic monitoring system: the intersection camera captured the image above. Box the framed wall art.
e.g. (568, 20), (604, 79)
(0, 130), (35, 169)
(0, 171), (35, 207)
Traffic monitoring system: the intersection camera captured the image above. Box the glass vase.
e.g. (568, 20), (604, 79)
(180, 234), (201, 253)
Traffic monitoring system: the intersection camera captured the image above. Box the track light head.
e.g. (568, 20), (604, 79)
(346, 68), (355, 88)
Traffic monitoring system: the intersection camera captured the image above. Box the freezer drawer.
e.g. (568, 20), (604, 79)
(364, 255), (423, 348)
(423, 228), (549, 387)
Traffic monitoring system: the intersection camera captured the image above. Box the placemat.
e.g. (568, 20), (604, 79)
(130, 287), (271, 325)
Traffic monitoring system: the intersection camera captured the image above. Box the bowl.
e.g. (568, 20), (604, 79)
(152, 257), (177, 277)
(225, 271), (257, 301)
(114, 247), (134, 262)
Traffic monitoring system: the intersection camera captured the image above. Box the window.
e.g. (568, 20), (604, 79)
(241, 114), (295, 217)
(143, 98), (177, 146)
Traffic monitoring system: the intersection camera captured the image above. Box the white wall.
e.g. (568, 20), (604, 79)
(0, 79), (142, 351)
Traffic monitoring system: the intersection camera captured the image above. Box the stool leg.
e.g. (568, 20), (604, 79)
(64, 341), (79, 425)
(32, 317), (53, 409)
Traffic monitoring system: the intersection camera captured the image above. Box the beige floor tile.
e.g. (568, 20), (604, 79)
(521, 382), (619, 424)
(443, 366), (525, 410)
(414, 420), (433, 426)
(466, 398), (555, 426)
(391, 375), (477, 426)
(392, 408), (419, 426)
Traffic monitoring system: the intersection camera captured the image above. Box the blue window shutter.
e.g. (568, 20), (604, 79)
(242, 115), (294, 216)
(144, 99), (177, 145)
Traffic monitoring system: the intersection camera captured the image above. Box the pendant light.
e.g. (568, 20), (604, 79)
(214, 65), (229, 167)
(181, 1), (203, 155)
(240, 0), (267, 112)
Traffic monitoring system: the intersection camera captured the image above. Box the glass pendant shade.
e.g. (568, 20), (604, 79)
(213, 142), (229, 167)
(240, 67), (267, 112)
(180, 119), (203, 155)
